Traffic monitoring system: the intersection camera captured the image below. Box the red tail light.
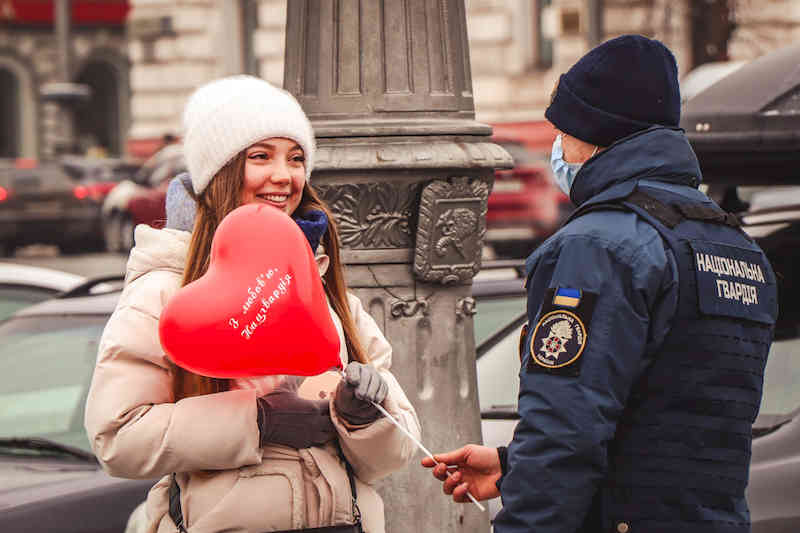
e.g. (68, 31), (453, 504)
(73, 182), (116, 201)
(0, 186), (8, 202)
(14, 158), (37, 169)
(73, 185), (89, 200)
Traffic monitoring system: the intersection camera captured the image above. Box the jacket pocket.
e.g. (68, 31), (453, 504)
(304, 447), (362, 528)
(187, 460), (305, 533)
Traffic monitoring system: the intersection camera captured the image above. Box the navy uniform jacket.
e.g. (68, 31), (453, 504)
(493, 126), (775, 533)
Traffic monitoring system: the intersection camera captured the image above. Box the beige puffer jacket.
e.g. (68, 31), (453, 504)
(84, 225), (421, 533)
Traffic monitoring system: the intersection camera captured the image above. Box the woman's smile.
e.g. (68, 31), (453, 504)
(255, 193), (290, 208)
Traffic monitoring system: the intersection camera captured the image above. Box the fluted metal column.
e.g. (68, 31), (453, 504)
(284, 2), (512, 531)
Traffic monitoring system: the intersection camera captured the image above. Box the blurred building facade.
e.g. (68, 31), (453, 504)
(120, 0), (800, 158)
(0, 0), (130, 159)
(123, 0), (285, 158)
(466, 0), (800, 124)
(1, 0), (799, 158)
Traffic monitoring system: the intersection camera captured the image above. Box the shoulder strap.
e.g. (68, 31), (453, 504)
(566, 188), (742, 231)
(168, 473), (188, 532)
(673, 201), (742, 228)
(338, 447), (363, 526)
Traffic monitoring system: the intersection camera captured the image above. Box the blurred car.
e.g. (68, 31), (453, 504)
(471, 206), (800, 530)
(102, 144), (186, 253)
(0, 277), (154, 533)
(681, 43), (800, 187)
(737, 193), (800, 532)
(472, 261), (526, 520)
(59, 155), (140, 189)
(680, 60), (747, 104)
(487, 123), (571, 259)
(125, 171), (175, 230)
(0, 263), (86, 320)
(0, 157), (127, 255)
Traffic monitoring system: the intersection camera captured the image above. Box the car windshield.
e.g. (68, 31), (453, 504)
(0, 314), (107, 453)
(0, 285), (58, 320)
(474, 296), (526, 346)
(110, 163), (142, 182)
(474, 292), (526, 413)
(477, 322), (523, 412)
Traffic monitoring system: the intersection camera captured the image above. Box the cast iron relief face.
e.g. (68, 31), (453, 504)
(414, 177), (490, 284)
(315, 183), (419, 249)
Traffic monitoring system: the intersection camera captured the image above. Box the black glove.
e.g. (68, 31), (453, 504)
(256, 390), (336, 449)
(334, 362), (388, 426)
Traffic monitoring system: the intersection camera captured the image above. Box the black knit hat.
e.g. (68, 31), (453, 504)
(545, 34), (680, 147)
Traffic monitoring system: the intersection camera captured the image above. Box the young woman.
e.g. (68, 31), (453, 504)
(85, 76), (421, 533)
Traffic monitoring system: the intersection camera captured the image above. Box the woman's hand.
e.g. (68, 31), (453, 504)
(256, 390), (336, 449)
(421, 445), (502, 502)
(333, 362), (388, 425)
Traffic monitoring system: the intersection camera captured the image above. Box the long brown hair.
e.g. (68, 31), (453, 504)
(171, 150), (367, 401)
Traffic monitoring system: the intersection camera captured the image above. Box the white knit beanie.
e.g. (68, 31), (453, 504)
(182, 75), (315, 195)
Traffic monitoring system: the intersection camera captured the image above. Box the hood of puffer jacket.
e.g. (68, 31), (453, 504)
(125, 225), (191, 286)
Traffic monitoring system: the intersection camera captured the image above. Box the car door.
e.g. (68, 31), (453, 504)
(473, 276), (526, 522)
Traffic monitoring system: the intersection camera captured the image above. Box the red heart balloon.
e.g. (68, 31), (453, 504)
(159, 204), (342, 378)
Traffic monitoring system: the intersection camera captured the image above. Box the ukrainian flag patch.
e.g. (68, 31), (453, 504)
(552, 287), (581, 308)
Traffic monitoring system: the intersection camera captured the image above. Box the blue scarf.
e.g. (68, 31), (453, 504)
(292, 209), (328, 253)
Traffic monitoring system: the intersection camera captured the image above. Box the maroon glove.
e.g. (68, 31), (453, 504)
(257, 390), (336, 449)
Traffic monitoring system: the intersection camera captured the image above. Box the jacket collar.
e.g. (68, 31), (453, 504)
(569, 126), (702, 207)
(125, 226), (191, 285)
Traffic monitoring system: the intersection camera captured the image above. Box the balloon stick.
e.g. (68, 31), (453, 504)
(335, 369), (485, 511)
(367, 398), (486, 512)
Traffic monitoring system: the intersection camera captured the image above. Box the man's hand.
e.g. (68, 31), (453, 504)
(421, 444), (502, 502)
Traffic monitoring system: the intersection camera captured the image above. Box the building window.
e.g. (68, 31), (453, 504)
(0, 67), (19, 158)
(222, 0), (259, 75)
(242, 0), (259, 76)
(533, 0), (554, 70)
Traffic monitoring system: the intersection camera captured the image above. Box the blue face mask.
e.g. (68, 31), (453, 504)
(550, 134), (584, 197)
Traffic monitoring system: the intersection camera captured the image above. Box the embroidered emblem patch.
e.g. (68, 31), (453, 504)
(530, 310), (586, 369)
(526, 287), (597, 376)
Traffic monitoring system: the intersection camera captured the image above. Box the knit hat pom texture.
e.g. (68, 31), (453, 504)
(182, 75), (315, 195)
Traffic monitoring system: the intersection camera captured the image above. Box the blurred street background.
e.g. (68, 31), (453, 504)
(6, 246), (125, 277)
(3, 2), (800, 533)
(3, 0), (797, 268)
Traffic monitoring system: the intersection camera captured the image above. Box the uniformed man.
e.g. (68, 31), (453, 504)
(423, 34), (777, 533)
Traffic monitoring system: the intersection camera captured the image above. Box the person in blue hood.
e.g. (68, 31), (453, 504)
(423, 34), (777, 533)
